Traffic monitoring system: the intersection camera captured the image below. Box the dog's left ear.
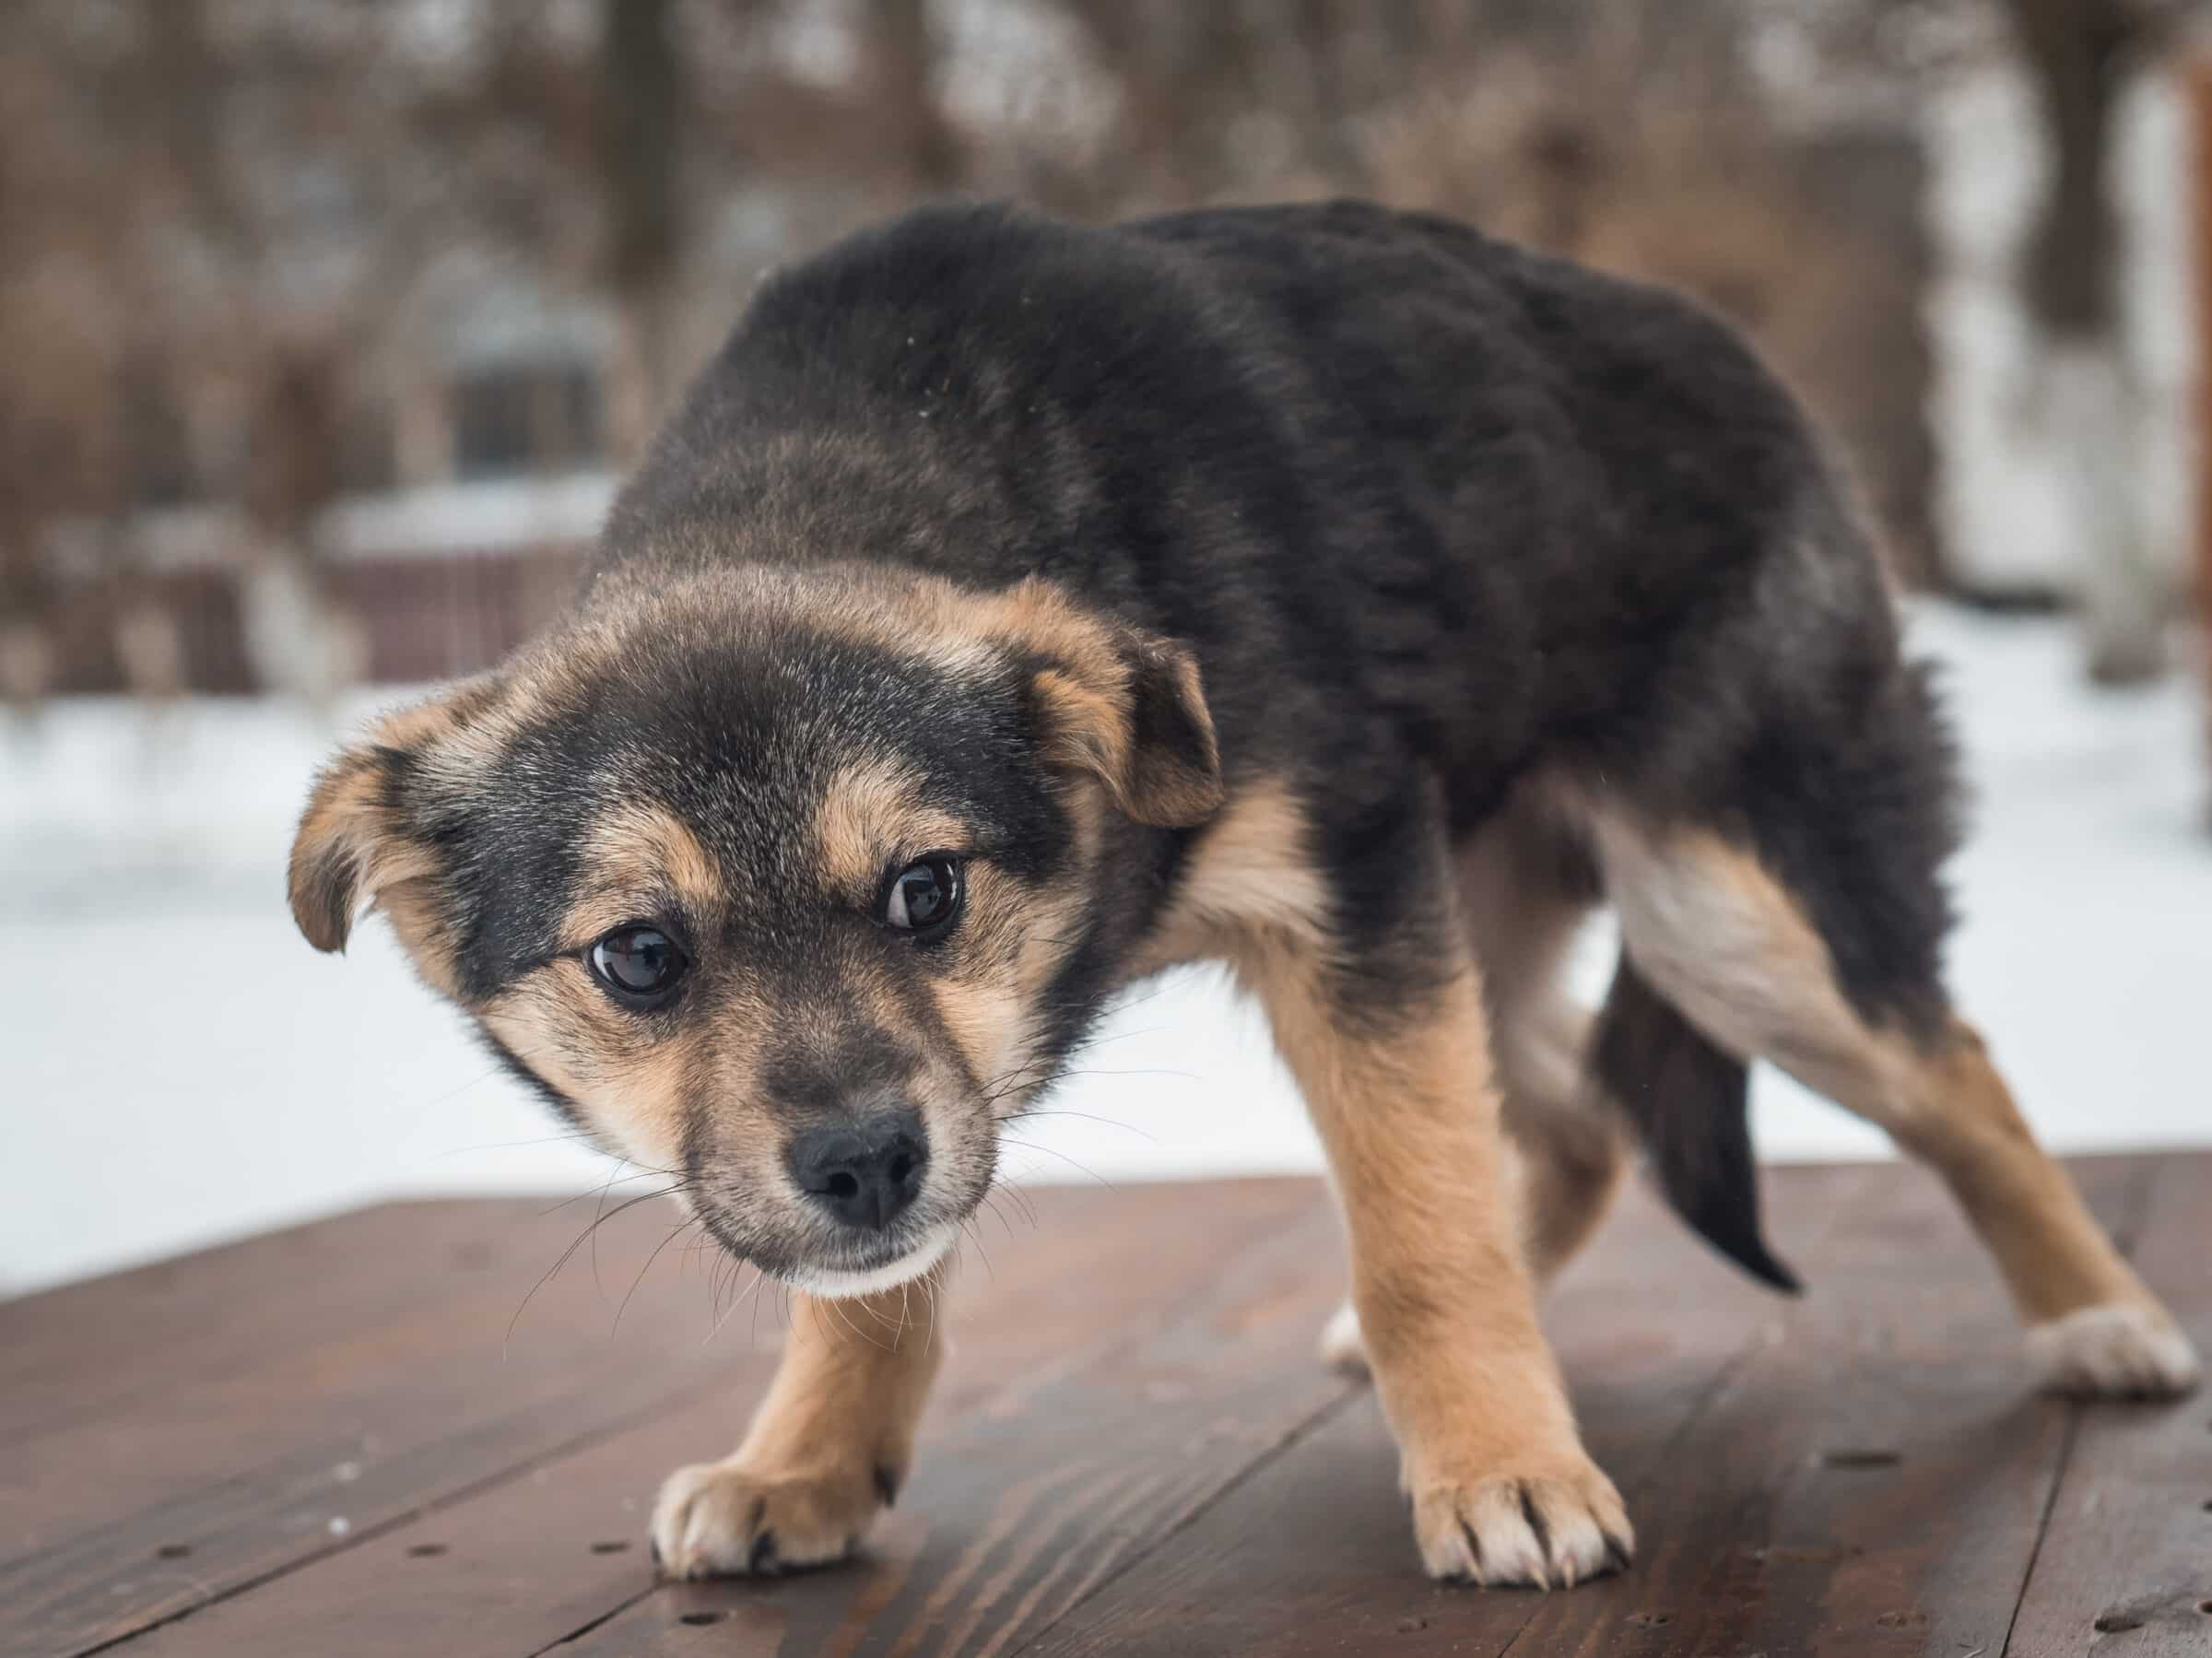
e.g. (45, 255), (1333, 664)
(1030, 626), (1224, 829)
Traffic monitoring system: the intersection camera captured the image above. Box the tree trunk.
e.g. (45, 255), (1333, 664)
(598, 0), (683, 462)
(2005, 0), (2168, 684)
(238, 348), (360, 707)
(873, 0), (965, 194)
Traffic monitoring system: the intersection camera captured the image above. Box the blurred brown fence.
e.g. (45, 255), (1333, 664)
(45, 547), (587, 695)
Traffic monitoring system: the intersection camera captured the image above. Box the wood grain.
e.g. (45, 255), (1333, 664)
(11, 1157), (2202, 1658)
(1020, 1164), (1881, 1657)
(65, 1179), (1320, 1658)
(2004, 1155), (2212, 1656)
(1028, 1158), (2154, 1658)
(557, 1191), (1355, 1657)
(2, 1192), (752, 1655)
(1485, 1155), (2148, 1658)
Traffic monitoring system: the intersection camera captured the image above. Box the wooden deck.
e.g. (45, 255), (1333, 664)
(5, 1156), (2207, 1656)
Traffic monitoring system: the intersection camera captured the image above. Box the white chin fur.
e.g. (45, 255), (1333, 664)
(782, 1222), (959, 1300)
(2028, 1302), (2202, 1398)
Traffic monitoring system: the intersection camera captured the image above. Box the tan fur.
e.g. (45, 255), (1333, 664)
(1124, 776), (1628, 1584)
(653, 1275), (948, 1577)
(811, 750), (1100, 1111)
(1589, 810), (2185, 1349)
(567, 802), (726, 944)
(575, 565), (1219, 827)
(1120, 778), (1334, 984)
(937, 783), (1108, 1111)
(288, 748), (439, 952)
(1241, 942), (1630, 1586)
(478, 961), (747, 1173)
(287, 679), (518, 954)
(814, 757), (968, 898)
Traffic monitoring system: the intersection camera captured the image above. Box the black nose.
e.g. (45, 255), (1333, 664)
(785, 1111), (929, 1231)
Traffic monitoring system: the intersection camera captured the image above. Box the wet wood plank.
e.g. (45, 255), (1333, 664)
(1489, 1155), (2149, 1658)
(1027, 1158), (2151, 1658)
(2004, 1156), (2212, 1656)
(4, 1181), (1295, 1657)
(103, 1178), (1323, 1658)
(1021, 1164), (1881, 1657)
(12, 1156), (2203, 1658)
(556, 1190), (1355, 1657)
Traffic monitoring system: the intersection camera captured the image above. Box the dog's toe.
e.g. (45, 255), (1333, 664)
(1410, 1460), (1632, 1590)
(650, 1459), (885, 1580)
(2029, 1302), (2201, 1400)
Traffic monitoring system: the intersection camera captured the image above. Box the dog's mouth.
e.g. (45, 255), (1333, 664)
(779, 1220), (961, 1299)
(697, 1208), (964, 1301)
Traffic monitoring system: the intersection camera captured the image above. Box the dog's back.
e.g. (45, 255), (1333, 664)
(608, 200), (1930, 868)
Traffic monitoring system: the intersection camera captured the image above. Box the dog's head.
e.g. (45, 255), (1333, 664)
(288, 566), (1219, 1295)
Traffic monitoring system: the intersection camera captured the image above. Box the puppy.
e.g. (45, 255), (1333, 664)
(289, 201), (2198, 1589)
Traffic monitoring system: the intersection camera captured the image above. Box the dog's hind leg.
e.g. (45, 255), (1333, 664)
(1589, 807), (2200, 1398)
(1456, 800), (1628, 1287)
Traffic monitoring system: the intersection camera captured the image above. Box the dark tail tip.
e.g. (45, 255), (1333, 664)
(1593, 958), (1801, 1295)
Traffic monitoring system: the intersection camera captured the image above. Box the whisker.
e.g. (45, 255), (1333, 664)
(999, 1107), (1162, 1144)
(996, 1135), (1118, 1190)
(958, 1214), (995, 1280)
(534, 1163), (686, 1218)
(432, 1128), (606, 1158)
(612, 1216), (696, 1335)
(506, 1182), (692, 1352)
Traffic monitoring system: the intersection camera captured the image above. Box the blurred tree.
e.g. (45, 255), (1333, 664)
(599, 0), (686, 460)
(2001, 0), (2172, 684)
(12, 0), (2164, 703)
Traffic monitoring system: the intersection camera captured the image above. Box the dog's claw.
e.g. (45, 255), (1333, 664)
(1411, 1461), (1632, 1590)
(652, 1459), (887, 1579)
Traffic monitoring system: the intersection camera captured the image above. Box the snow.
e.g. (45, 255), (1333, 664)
(128, 471), (619, 573)
(1924, 62), (2194, 597)
(3, 604), (2207, 1297)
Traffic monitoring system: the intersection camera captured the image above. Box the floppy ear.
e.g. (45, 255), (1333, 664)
(1032, 629), (1224, 829)
(288, 697), (461, 953)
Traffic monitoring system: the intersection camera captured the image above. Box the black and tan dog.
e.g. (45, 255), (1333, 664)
(290, 201), (2198, 1589)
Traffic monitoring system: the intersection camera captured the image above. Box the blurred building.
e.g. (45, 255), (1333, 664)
(5, 1), (2203, 699)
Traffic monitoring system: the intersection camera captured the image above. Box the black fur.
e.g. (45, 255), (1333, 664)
(1592, 958), (1799, 1292)
(609, 200), (1956, 1016)
(387, 200), (1969, 1281)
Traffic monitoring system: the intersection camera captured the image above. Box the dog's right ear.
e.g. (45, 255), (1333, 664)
(288, 693), (476, 953)
(1030, 629), (1224, 829)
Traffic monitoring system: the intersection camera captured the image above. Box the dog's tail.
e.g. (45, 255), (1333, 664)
(1590, 956), (1801, 1293)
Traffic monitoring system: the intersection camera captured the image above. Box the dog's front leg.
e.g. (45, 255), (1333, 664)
(1251, 944), (1632, 1588)
(653, 1279), (945, 1577)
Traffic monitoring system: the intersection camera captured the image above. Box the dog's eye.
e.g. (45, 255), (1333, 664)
(587, 925), (688, 1005)
(882, 855), (962, 940)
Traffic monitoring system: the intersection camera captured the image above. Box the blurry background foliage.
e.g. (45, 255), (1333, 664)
(0, 0), (2200, 706)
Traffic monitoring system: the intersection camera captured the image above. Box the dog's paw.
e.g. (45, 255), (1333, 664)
(1317, 1299), (1370, 1380)
(2029, 1302), (2201, 1400)
(1409, 1457), (1633, 1590)
(651, 1456), (895, 1579)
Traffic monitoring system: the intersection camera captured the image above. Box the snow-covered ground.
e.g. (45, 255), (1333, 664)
(3, 604), (2207, 1297)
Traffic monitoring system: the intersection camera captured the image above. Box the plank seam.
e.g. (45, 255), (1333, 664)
(1489, 1164), (1890, 1658)
(68, 1368), (740, 1657)
(532, 1584), (664, 1655)
(488, 1183), (1340, 1655)
(1006, 1379), (1367, 1657)
(1997, 1153), (2161, 1658)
